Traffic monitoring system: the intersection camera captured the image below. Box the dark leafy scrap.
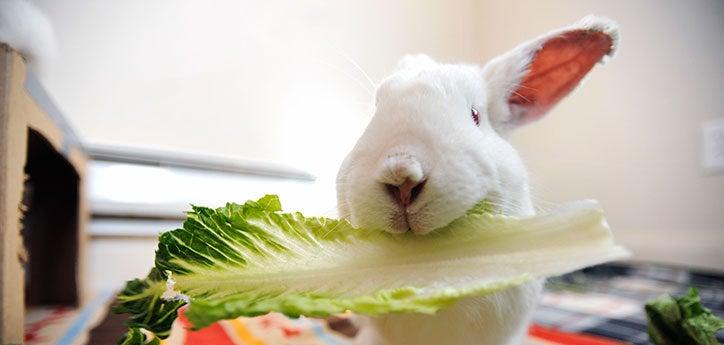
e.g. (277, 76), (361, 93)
(116, 327), (160, 345)
(646, 288), (724, 345)
(112, 268), (186, 340)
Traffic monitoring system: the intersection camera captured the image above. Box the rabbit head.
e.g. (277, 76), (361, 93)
(337, 15), (618, 235)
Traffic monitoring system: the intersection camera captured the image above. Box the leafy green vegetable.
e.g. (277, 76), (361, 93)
(116, 194), (628, 340)
(112, 268), (186, 339)
(117, 328), (160, 345)
(646, 288), (724, 345)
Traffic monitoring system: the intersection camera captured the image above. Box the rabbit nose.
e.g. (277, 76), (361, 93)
(385, 179), (426, 207)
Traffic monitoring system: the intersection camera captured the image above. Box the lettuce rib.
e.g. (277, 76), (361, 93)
(116, 195), (629, 338)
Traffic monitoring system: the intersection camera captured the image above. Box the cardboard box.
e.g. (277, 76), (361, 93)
(0, 43), (88, 343)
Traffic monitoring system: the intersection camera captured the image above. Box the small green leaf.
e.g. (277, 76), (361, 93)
(117, 328), (160, 345)
(113, 268), (186, 339)
(646, 288), (724, 345)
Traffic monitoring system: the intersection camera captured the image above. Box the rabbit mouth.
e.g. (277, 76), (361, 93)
(388, 202), (432, 234)
(389, 212), (411, 233)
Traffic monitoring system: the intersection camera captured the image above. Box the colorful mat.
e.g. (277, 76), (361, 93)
(533, 263), (724, 344)
(155, 308), (630, 345)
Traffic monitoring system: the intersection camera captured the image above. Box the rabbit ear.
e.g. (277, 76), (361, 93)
(482, 15), (619, 130)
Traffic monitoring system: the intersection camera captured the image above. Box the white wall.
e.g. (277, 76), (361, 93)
(33, 0), (724, 270)
(472, 0), (724, 270)
(32, 0), (478, 181)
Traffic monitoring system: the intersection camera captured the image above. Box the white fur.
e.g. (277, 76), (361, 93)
(336, 16), (618, 345)
(0, 0), (55, 73)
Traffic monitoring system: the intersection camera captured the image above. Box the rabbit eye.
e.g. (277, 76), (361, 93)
(471, 107), (480, 126)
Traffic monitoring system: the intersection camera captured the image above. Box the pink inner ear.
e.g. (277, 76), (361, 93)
(508, 30), (613, 124)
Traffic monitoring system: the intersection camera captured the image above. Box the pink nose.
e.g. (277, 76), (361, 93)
(385, 179), (426, 207)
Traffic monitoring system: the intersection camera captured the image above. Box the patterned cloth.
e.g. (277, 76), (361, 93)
(25, 290), (116, 345)
(534, 263), (724, 345)
(159, 309), (350, 345)
(157, 309), (629, 345)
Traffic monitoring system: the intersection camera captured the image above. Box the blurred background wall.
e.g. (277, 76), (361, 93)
(29, 0), (724, 279)
(474, 1), (724, 270)
(30, 0), (481, 181)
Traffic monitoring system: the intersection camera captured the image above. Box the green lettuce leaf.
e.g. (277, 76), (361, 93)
(117, 194), (628, 338)
(112, 268), (186, 339)
(646, 288), (724, 345)
(117, 328), (160, 345)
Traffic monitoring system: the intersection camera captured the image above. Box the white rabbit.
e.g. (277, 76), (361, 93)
(336, 15), (619, 345)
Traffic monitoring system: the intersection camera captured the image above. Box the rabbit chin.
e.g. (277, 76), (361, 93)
(385, 198), (475, 235)
(387, 205), (439, 235)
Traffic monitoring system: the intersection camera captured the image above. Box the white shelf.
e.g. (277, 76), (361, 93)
(87, 160), (338, 236)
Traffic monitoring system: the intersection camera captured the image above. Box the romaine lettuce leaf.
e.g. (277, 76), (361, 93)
(646, 288), (724, 345)
(116, 194), (628, 340)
